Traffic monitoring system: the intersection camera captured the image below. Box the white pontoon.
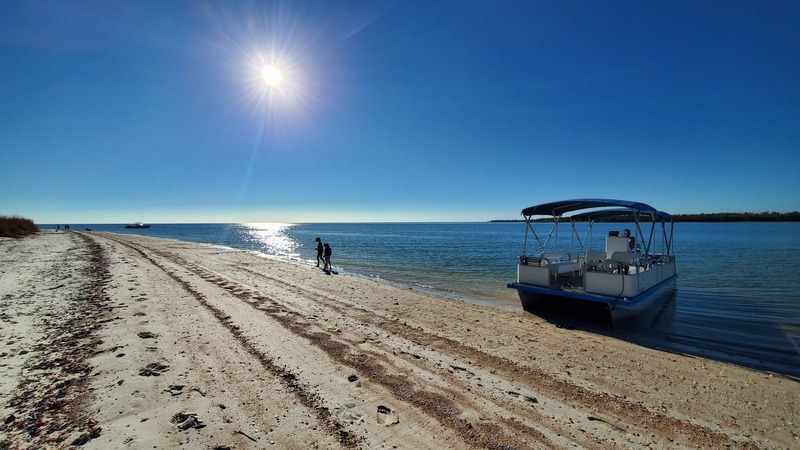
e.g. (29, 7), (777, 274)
(507, 199), (677, 324)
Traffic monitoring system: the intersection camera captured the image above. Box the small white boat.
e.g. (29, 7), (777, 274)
(124, 222), (151, 229)
(507, 199), (677, 324)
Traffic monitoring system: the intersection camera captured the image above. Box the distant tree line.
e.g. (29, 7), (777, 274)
(669, 211), (800, 222)
(491, 211), (800, 223)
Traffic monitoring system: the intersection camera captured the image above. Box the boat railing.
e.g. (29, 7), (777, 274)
(519, 251), (576, 266)
(518, 250), (675, 278)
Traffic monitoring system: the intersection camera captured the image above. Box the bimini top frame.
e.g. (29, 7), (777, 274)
(519, 198), (674, 257)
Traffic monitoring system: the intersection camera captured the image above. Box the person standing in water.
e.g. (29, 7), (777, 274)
(315, 237), (323, 267)
(323, 243), (332, 271)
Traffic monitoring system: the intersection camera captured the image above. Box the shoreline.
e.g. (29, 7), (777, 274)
(164, 234), (524, 313)
(1, 231), (797, 448)
(251, 247), (799, 380)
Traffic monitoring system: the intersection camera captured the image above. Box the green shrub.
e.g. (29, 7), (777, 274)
(0, 216), (40, 238)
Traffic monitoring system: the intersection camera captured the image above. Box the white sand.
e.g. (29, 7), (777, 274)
(1, 231), (797, 449)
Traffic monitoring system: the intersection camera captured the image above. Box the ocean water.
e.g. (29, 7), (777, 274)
(44, 222), (800, 378)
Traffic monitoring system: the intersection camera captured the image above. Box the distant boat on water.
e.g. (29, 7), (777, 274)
(124, 222), (151, 229)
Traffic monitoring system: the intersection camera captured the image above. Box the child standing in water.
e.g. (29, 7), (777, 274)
(323, 243), (332, 271)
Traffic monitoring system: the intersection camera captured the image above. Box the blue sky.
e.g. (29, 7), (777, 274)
(2, 1), (798, 223)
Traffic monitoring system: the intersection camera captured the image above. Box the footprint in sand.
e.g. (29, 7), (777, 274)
(333, 403), (362, 423)
(164, 384), (185, 396)
(376, 405), (399, 426)
(171, 412), (207, 430)
(139, 362), (169, 376)
(137, 331), (158, 339)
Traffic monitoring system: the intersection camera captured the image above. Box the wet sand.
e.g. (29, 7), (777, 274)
(1, 231), (797, 449)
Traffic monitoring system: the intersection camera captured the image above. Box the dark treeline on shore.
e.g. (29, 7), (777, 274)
(491, 211), (800, 223)
(0, 216), (39, 238)
(666, 211), (800, 222)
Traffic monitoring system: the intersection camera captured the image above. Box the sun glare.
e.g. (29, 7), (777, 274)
(262, 65), (283, 87)
(235, 37), (312, 122)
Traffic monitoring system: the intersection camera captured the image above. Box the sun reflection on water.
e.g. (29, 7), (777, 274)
(242, 223), (299, 259)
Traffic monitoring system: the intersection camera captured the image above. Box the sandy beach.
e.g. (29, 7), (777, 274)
(1, 231), (797, 449)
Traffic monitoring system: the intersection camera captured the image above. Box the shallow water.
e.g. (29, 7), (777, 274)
(47, 221), (800, 378)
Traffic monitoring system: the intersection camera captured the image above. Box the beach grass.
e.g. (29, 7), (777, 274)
(0, 216), (39, 238)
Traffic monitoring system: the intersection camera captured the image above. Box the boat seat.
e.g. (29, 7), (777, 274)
(584, 250), (607, 271)
(606, 236), (632, 255)
(540, 252), (568, 262)
(610, 251), (643, 274)
(540, 252), (580, 278)
(610, 251), (641, 265)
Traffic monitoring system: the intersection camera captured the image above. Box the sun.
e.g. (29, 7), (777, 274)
(240, 51), (308, 118)
(261, 65), (283, 87)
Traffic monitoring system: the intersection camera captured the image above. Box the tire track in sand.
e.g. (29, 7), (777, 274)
(101, 235), (557, 449)
(91, 233), (365, 448)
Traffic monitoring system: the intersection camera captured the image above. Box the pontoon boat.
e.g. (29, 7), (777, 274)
(507, 199), (676, 324)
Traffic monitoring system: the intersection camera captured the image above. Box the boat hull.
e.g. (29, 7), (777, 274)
(508, 276), (677, 326)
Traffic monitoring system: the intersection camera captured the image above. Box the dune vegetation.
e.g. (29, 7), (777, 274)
(0, 216), (39, 238)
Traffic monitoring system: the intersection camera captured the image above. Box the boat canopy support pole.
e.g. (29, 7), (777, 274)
(524, 215), (547, 255)
(570, 218), (593, 254)
(523, 215), (562, 255)
(662, 218), (674, 255)
(633, 211), (649, 254)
